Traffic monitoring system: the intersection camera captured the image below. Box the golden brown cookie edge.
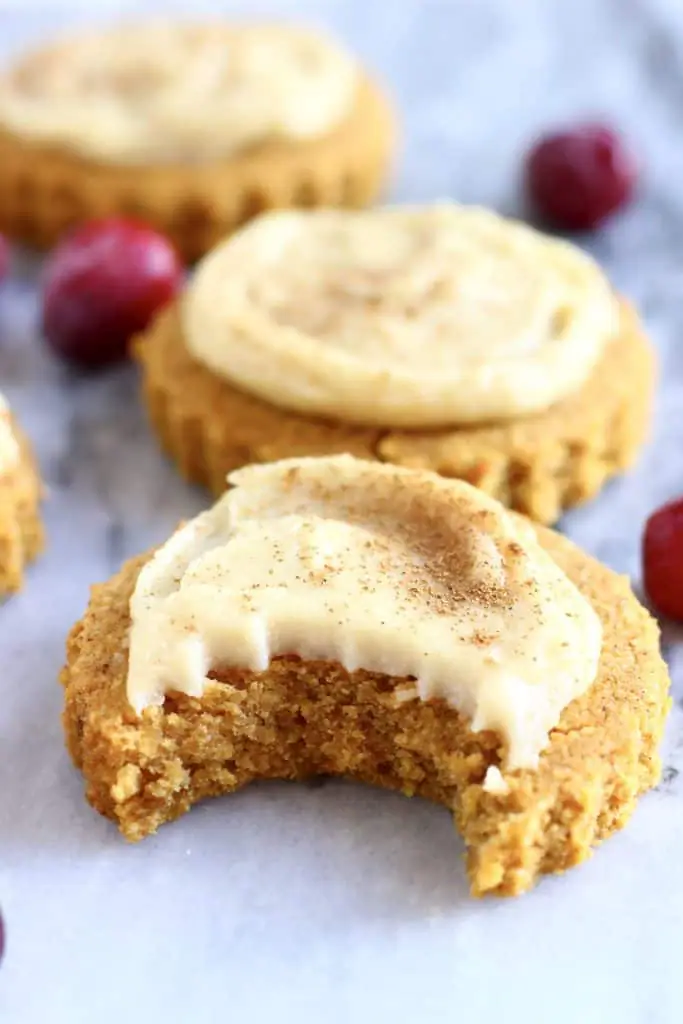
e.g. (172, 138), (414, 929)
(0, 421), (44, 593)
(0, 75), (396, 262)
(135, 300), (655, 524)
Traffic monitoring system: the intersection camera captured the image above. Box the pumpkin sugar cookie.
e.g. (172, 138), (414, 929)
(136, 203), (655, 524)
(0, 22), (395, 262)
(62, 456), (670, 897)
(0, 396), (43, 593)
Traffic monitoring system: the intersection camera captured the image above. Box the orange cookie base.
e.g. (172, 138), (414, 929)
(61, 522), (669, 897)
(0, 76), (395, 263)
(0, 424), (44, 593)
(136, 301), (655, 524)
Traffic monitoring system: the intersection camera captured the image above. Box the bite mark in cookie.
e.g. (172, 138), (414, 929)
(61, 457), (670, 896)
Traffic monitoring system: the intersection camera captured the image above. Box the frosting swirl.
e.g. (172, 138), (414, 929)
(0, 23), (358, 163)
(184, 203), (618, 427)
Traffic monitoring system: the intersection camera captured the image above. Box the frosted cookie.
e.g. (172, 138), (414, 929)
(0, 22), (394, 261)
(0, 396), (43, 593)
(61, 455), (670, 896)
(136, 203), (655, 523)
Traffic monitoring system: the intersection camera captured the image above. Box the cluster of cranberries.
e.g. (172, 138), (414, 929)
(0, 124), (677, 974)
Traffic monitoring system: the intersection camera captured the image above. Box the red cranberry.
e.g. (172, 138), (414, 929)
(524, 124), (638, 231)
(643, 498), (683, 622)
(42, 218), (183, 368)
(0, 234), (9, 282)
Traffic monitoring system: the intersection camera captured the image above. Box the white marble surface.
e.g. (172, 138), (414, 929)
(1, 1), (683, 1022)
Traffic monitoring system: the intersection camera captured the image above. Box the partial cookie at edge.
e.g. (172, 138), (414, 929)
(0, 424), (44, 593)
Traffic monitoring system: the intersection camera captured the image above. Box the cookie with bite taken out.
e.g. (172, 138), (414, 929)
(62, 456), (670, 896)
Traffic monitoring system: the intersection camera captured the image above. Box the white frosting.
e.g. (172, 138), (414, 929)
(183, 204), (619, 428)
(482, 766), (510, 795)
(0, 23), (358, 164)
(0, 394), (19, 472)
(127, 456), (602, 770)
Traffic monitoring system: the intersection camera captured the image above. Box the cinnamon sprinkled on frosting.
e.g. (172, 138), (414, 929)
(127, 455), (602, 770)
(183, 203), (618, 427)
